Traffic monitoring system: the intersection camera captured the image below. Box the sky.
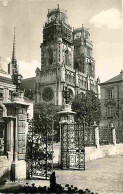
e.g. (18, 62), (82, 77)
(0, 0), (122, 83)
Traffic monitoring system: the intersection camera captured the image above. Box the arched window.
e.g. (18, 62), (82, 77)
(88, 62), (94, 77)
(65, 49), (71, 67)
(81, 55), (85, 73)
(47, 47), (53, 65)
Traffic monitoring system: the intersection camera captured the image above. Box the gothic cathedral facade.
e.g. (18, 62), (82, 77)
(35, 6), (99, 105)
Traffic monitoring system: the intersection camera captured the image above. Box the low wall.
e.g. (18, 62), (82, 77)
(53, 143), (123, 165)
(0, 156), (11, 180)
(85, 143), (123, 162)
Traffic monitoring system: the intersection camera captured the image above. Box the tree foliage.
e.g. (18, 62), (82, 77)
(33, 103), (61, 141)
(72, 90), (101, 125)
(34, 102), (61, 122)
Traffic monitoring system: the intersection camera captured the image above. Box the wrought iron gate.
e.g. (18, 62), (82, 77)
(61, 123), (85, 170)
(27, 120), (53, 179)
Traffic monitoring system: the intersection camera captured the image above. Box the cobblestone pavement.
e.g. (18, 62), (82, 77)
(0, 155), (123, 193)
(55, 155), (123, 194)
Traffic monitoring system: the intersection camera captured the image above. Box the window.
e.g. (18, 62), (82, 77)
(9, 90), (13, 100)
(108, 90), (113, 99)
(87, 47), (91, 57)
(106, 107), (113, 118)
(0, 106), (3, 117)
(0, 89), (3, 99)
(65, 49), (70, 67)
(47, 47), (53, 65)
(0, 93), (3, 98)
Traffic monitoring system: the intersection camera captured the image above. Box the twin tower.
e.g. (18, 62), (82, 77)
(35, 5), (99, 105)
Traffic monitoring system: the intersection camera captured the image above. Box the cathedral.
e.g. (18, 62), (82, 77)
(35, 5), (99, 105)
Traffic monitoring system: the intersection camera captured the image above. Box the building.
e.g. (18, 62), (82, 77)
(0, 56), (17, 120)
(34, 5), (99, 105)
(0, 68), (16, 119)
(20, 77), (35, 100)
(0, 30), (33, 155)
(99, 70), (123, 127)
(0, 28), (18, 119)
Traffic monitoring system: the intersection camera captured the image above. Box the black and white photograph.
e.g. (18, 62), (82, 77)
(0, 0), (122, 193)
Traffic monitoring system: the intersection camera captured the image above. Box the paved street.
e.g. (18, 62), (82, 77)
(0, 155), (123, 193)
(55, 155), (123, 194)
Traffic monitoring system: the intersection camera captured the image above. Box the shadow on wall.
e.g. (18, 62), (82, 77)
(0, 169), (10, 185)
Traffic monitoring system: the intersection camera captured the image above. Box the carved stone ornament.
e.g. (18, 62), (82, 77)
(104, 100), (116, 107)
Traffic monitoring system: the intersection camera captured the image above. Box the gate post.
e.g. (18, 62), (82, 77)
(94, 121), (100, 148)
(57, 87), (85, 170)
(3, 91), (29, 180)
(111, 123), (116, 146)
(58, 104), (76, 168)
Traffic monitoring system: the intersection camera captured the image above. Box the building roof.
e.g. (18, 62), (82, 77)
(20, 77), (36, 91)
(23, 96), (34, 103)
(100, 71), (123, 86)
(0, 68), (8, 74)
(0, 68), (14, 83)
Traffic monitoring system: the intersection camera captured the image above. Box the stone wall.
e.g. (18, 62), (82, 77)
(53, 143), (123, 166)
(85, 143), (123, 161)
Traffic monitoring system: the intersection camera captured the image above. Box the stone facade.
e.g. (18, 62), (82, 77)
(0, 69), (16, 119)
(35, 6), (99, 105)
(0, 29), (33, 159)
(0, 69), (16, 155)
(0, 70), (33, 160)
(99, 71), (123, 127)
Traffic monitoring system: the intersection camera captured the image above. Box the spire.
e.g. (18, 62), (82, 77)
(81, 24), (84, 39)
(11, 27), (18, 74)
(12, 27), (16, 64)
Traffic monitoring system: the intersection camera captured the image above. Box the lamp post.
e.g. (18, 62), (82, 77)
(12, 73), (23, 92)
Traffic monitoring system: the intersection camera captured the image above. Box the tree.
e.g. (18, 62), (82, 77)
(72, 90), (101, 125)
(34, 102), (61, 122)
(33, 102), (61, 141)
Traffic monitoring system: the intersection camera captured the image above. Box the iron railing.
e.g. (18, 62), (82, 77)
(99, 127), (113, 145)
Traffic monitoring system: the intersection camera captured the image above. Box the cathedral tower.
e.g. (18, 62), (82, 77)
(35, 5), (98, 105)
(73, 25), (96, 92)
